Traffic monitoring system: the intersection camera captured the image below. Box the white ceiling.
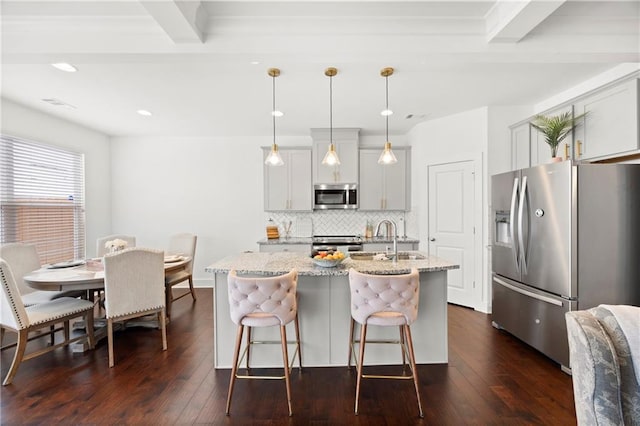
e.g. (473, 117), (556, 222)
(1, 0), (639, 138)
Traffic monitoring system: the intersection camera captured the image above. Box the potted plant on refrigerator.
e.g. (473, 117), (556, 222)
(530, 111), (588, 162)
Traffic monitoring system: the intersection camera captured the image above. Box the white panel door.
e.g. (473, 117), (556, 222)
(428, 161), (475, 307)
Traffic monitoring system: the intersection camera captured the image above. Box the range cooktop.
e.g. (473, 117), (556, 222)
(312, 235), (363, 244)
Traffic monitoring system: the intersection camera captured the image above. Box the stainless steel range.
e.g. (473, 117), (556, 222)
(311, 235), (363, 255)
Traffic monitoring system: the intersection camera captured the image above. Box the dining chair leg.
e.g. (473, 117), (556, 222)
(50, 325), (56, 346)
(188, 276), (196, 301)
(0, 327), (4, 347)
(347, 318), (355, 369)
(399, 325), (406, 368)
(280, 325), (293, 417)
(165, 283), (173, 319)
(85, 311), (95, 349)
(354, 323), (367, 415)
(294, 313), (302, 370)
(107, 319), (115, 368)
(64, 321), (70, 342)
(226, 325), (244, 415)
(404, 325), (424, 418)
(160, 309), (167, 351)
(3, 330), (28, 386)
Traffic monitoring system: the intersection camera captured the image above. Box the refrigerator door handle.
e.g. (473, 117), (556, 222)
(509, 177), (520, 273)
(517, 176), (528, 274)
(493, 277), (563, 307)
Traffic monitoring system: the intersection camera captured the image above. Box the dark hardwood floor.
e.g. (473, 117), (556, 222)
(1, 289), (577, 425)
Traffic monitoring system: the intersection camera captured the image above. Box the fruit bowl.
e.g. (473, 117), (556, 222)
(311, 257), (345, 268)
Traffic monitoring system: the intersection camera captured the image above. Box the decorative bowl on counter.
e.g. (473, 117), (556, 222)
(311, 251), (346, 268)
(311, 257), (345, 268)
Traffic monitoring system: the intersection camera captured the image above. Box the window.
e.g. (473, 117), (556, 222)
(1, 135), (86, 264)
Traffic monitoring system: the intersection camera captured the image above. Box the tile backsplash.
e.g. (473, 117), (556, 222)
(265, 210), (418, 238)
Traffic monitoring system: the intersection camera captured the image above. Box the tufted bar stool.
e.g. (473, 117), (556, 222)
(226, 269), (301, 416)
(347, 268), (424, 417)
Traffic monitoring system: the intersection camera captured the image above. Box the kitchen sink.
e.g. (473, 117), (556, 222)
(349, 252), (425, 261)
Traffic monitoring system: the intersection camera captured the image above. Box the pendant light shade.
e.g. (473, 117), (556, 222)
(265, 67), (284, 166)
(322, 67), (341, 166)
(378, 67), (398, 165)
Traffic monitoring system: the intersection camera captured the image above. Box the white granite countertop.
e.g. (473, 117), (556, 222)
(257, 236), (420, 245)
(205, 251), (458, 276)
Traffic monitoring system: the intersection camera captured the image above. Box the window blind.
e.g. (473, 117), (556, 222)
(1, 134), (86, 265)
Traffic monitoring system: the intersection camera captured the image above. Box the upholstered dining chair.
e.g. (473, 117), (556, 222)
(225, 269), (301, 416)
(348, 268), (423, 417)
(96, 234), (136, 257)
(0, 243), (84, 306)
(102, 248), (167, 367)
(164, 233), (197, 318)
(0, 258), (95, 385)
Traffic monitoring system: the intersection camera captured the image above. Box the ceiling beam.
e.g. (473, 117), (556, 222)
(140, 0), (207, 43)
(486, 0), (566, 43)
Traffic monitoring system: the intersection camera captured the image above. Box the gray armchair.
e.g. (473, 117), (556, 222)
(565, 305), (640, 425)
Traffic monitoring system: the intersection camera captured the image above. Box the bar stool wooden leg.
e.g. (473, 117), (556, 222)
(226, 325), (244, 415)
(354, 323), (367, 415)
(347, 318), (355, 368)
(245, 326), (252, 371)
(294, 314), (302, 370)
(280, 325), (293, 417)
(399, 325), (406, 368)
(404, 325), (424, 418)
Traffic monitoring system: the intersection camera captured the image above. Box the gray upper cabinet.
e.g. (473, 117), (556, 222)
(263, 147), (312, 212)
(359, 147), (410, 211)
(572, 78), (639, 161)
(510, 122), (531, 170)
(311, 128), (359, 184)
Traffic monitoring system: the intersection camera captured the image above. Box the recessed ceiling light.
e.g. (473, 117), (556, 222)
(251, 61), (260, 65)
(272, 110), (284, 117)
(51, 63), (77, 73)
(137, 110), (152, 116)
(381, 109), (393, 116)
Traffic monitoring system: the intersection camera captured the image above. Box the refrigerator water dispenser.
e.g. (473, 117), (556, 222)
(494, 211), (510, 245)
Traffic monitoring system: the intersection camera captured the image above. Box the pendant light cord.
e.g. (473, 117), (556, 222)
(329, 73), (333, 145)
(385, 74), (389, 142)
(272, 74), (276, 145)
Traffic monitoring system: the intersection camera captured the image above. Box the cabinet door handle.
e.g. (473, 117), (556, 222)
(577, 140), (583, 157)
(564, 144), (570, 160)
(430, 238), (436, 242)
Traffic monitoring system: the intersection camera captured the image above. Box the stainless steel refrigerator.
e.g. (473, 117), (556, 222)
(491, 161), (640, 371)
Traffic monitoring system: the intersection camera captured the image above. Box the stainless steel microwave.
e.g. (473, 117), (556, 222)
(313, 184), (357, 210)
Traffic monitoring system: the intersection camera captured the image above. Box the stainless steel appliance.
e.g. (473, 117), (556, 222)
(491, 161), (640, 371)
(313, 184), (357, 210)
(312, 235), (363, 256)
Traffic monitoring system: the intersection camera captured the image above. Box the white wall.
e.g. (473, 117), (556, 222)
(109, 135), (281, 284)
(408, 107), (489, 311)
(1, 98), (112, 255)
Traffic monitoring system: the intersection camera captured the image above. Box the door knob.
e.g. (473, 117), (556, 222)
(429, 238), (436, 242)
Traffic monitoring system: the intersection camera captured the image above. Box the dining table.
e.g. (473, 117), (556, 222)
(23, 255), (191, 351)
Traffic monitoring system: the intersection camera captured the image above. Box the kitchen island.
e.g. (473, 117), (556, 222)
(206, 251), (458, 368)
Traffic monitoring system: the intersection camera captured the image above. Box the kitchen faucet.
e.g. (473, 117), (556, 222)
(375, 219), (398, 263)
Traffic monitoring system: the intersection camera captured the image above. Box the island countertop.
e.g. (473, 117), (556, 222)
(205, 251), (458, 276)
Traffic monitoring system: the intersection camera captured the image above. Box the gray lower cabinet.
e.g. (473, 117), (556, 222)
(359, 147), (410, 211)
(573, 78), (639, 161)
(263, 147), (312, 211)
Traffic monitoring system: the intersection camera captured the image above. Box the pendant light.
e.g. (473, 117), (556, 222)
(322, 67), (341, 166)
(378, 67), (398, 165)
(265, 67), (284, 166)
